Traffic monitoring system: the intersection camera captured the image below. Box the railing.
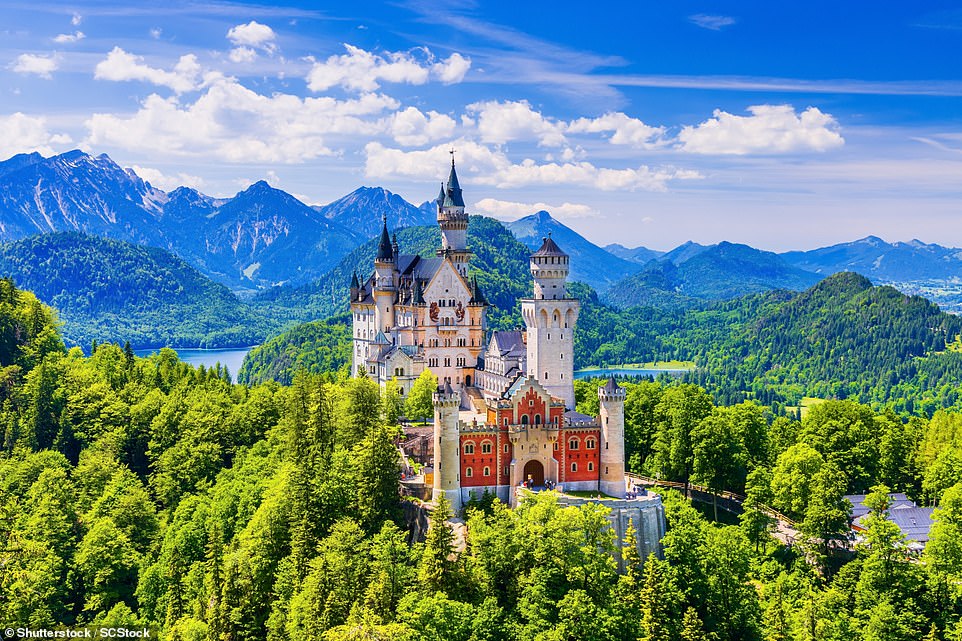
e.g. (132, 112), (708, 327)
(625, 473), (799, 529)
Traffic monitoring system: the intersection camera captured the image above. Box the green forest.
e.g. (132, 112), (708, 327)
(3, 277), (962, 640)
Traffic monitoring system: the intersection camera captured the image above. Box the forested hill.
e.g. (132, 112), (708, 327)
(602, 242), (821, 309)
(673, 273), (962, 412)
(0, 233), (279, 349)
(238, 318), (352, 385)
(254, 215), (532, 328)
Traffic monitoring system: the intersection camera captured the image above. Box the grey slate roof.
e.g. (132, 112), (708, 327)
(443, 160), (465, 208)
(532, 234), (567, 257)
(602, 376), (620, 395)
(855, 506), (935, 543)
(490, 330), (525, 357)
(845, 493), (916, 521)
(376, 218), (393, 261)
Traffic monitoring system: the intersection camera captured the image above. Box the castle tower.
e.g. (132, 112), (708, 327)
(373, 216), (395, 333)
(598, 377), (626, 498)
(436, 154), (471, 276)
(432, 382), (462, 511)
(520, 234), (580, 409)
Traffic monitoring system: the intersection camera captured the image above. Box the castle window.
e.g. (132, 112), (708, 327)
(481, 441), (492, 454)
(534, 414), (542, 424)
(483, 466), (491, 477)
(588, 462), (594, 472)
(571, 462), (578, 472)
(606, 467), (609, 475)
(504, 466), (509, 476)
(529, 400), (534, 407)
(466, 467), (473, 477)
(569, 438), (579, 450)
(521, 415), (529, 425)
(503, 418), (508, 426)
(464, 442), (475, 454)
(554, 442), (558, 450)
(586, 438), (596, 449)
(503, 444), (509, 453)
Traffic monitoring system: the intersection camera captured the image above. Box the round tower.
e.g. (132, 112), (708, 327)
(520, 234), (580, 409)
(436, 153), (471, 275)
(432, 382), (462, 511)
(598, 377), (626, 499)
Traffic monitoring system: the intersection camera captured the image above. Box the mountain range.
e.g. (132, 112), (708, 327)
(1, 150), (961, 349)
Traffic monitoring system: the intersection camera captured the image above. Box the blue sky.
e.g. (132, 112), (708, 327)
(3, 0), (962, 251)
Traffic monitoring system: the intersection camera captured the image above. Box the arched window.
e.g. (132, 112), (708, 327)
(483, 466), (491, 477)
(568, 437), (579, 450)
(521, 415), (529, 425)
(466, 467), (473, 477)
(586, 438), (596, 449)
(464, 442), (475, 455)
(534, 414), (542, 424)
(481, 441), (492, 454)
(571, 462), (578, 472)
(587, 462), (594, 472)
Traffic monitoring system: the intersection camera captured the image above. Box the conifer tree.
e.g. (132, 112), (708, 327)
(419, 494), (458, 595)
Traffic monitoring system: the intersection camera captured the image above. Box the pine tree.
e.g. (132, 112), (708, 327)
(680, 607), (708, 641)
(419, 494), (458, 595)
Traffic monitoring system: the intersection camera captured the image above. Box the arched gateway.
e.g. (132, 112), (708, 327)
(523, 459), (545, 486)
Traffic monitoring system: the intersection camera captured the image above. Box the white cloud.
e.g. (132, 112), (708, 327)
(466, 100), (566, 147)
(473, 197), (598, 220)
(0, 113), (71, 158)
(227, 21), (277, 50)
(85, 78), (399, 163)
(677, 104), (844, 154)
(11, 53), (59, 79)
(150, 28), (162, 40)
(130, 165), (205, 191)
(689, 14), (736, 30)
(390, 107), (456, 146)
(71, 12), (82, 26)
(306, 44), (471, 92)
(53, 31), (85, 43)
(364, 141), (700, 191)
(94, 47), (206, 94)
(227, 21), (277, 61)
(229, 47), (257, 64)
(431, 52), (471, 83)
(567, 112), (666, 148)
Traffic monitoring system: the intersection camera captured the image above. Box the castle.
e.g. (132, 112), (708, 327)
(350, 156), (627, 511)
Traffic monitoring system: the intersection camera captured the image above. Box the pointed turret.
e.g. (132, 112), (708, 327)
(436, 153), (470, 269)
(443, 155), (465, 208)
(376, 215), (394, 263)
(350, 271), (359, 289)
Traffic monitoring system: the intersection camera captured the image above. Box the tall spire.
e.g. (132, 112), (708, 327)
(443, 151), (465, 208)
(376, 215), (393, 262)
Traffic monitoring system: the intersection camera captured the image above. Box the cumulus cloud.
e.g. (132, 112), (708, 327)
(229, 47), (257, 64)
(94, 47), (209, 94)
(85, 78), (399, 163)
(364, 141), (700, 191)
(432, 52), (471, 83)
(130, 165), (205, 191)
(71, 13), (82, 26)
(567, 112), (666, 148)
(677, 104), (844, 154)
(0, 113), (71, 158)
(306, 44), (471, 92)
(689, 14), (736, 30)
(11, 53), (59, 78)
(466, 100), (566, 147)
(227, 20), (277, 61)
(473, 198), (598, 220)
(390, 107), (456, 146)
(53, 31), (85, 43)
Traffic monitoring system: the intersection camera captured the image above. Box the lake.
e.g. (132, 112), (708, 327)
(574, 366), (692, 379)
(133, 347), (254, 379)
